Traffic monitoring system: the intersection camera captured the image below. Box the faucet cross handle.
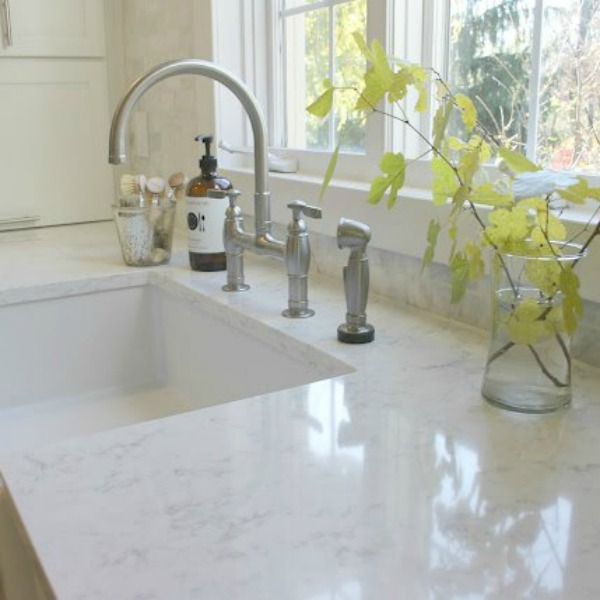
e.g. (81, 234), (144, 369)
(286, 200), (322, 221)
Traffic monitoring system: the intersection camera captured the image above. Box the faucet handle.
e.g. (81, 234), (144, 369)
(287, 200), (322, 221)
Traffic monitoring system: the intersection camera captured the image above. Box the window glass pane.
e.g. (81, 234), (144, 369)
(447, 0), (535, 153)
(447, 0), (600, 171)
(283, 0), (367, 152)
(538, 1), (600, 171)
(285, 8), (330, 149)
(335, 0), (367, 152)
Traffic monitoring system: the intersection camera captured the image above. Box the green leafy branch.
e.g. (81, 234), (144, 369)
(307, 33), (600, 305)
(307, 33), (600, 387)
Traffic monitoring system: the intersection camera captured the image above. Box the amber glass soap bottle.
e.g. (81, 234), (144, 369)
(185, 135), (232, 271)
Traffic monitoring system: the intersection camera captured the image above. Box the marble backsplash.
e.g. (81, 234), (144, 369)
(307, 229), (600, 369)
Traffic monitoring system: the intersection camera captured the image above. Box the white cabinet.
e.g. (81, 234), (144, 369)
(0, 59), (113, 227)
(0, 0), (105, 57)
(0, 0), (113, 229)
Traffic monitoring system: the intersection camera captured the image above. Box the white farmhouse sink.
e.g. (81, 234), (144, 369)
(0, 283), (351, 455)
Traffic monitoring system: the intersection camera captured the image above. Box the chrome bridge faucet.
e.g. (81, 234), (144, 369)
(108, 58), (320, 317)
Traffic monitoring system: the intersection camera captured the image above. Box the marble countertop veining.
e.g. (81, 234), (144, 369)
(1, 222), (600, 599)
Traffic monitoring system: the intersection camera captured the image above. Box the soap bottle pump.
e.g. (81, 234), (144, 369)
(185, 135), (232, 271)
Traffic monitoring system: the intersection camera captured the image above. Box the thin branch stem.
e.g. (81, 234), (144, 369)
(527, 344), (569, 387)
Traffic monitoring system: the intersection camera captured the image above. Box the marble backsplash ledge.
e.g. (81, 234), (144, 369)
(309, 229), (600, 369)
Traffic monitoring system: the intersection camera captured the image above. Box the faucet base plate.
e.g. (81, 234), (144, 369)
(337, 323), (375, 344)
(222, 283), (250, 292)
(282, 308), (315, 319)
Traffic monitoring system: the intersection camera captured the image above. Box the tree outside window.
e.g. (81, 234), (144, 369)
(448, 0), (600, 172)
(282, 0), (367, 153)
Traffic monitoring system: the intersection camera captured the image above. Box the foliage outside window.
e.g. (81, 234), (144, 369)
(447, 0), (600, 172)
(276, 0), (600, 177)
(280, 0), (367, 153)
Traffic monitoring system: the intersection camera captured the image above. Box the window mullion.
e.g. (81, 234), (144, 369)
(526, 0), (545, 160)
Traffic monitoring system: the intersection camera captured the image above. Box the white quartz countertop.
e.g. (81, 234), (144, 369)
(1, 222), (600, 599)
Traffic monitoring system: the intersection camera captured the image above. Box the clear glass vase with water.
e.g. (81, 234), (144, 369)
(481, 243), (585, 413)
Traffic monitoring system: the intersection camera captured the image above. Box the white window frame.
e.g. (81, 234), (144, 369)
(263, 0), (453, 187)
(247, 0), (389, 181)
(213, 0), (444, 183)
(215, 1), (600, 182)
(265, 0), (390, 182)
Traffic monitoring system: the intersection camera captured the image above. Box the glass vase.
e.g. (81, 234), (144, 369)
(481, 243), (585, 413)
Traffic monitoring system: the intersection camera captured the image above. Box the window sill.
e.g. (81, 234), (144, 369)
(222, 166), (600, 303)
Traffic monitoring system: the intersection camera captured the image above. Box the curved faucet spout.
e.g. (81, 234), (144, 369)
(108, 58), (269, 196)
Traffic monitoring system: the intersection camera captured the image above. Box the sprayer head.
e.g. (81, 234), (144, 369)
(337, 218), (371, 253)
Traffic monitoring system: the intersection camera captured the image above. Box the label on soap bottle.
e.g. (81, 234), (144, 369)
(185, 195), (228, 253)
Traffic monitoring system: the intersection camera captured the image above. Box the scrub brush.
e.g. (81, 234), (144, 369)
(120, 173), (146, 195)
(168, 171), (186, 202)
(145, 176), (166, 204)
(119, 174), (146, 206)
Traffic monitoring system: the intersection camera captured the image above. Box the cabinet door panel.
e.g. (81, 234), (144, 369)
(0, 0), (105, 57)
(0, 60), (113, 228)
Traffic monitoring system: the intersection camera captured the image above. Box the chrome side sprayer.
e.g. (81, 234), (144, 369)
(337, 218), (374, 343)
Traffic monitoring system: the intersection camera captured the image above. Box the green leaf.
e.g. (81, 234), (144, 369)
(368, 152), (406, 207)
(306, 85), (334, 118)
(371, 39), (394, 88)
(454, 93), (477, 132)
(369, 176), (389, 205)
(421, 218), (441, 271)
(464, 240), (484, 279)
(388, 67), (412, 103)
(432, 155), (459, 205)
(352, 31), (372, 62)
(413, 78), (428, 113)
(355, 68), (387, 111)
(450, 251), (470, 304)
(448, 222), (458, 260)
(470, 183), (513, 207)
(506, 298), (551, 345)
(525, 259), (561, 296)
(558, 178), (600, 204)
(560, 267), (583, 334)
(432, 101), (453, 149)
(318, 142), (340, 202)
(498, 147), (541, 174)
(450, 185), (470, 219)
(458, 146), (481, 186)
(406, 65), (429, 113)
(483, 206), (531, 252)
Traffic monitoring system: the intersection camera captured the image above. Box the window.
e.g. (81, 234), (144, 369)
(267, 0), (387, 180)
(269, 0), (600, 177)
(276, 0), (367, 153)
(214, 1), (600, 182)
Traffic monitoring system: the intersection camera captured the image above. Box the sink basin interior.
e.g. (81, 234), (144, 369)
(0, 284), (351, 455)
